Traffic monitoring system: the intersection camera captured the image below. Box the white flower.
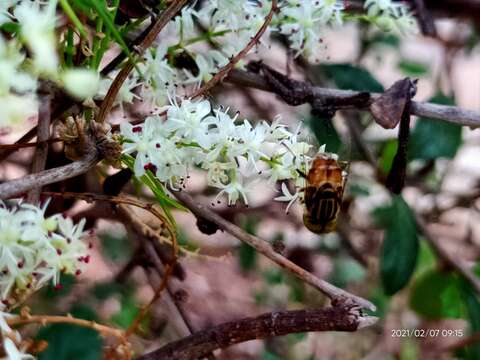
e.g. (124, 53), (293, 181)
(0, 36), (36, 96)
(183, 54), (216, 86)
(0, 201), (89, 304)
(121, 98), (322, 207)
(166, 98), (212, 142)
(279, 0), (344, 57)
(213, 174), (257, 206)
(61, 69), (100, 100)
(3, 338), (34, 360)
(120, 117), (168, 176)
(274, 182), (300, 214)
(0, 94), (37, 129)
(97, 73), (140, 110)
(364, 0), (418, 34)
(364, 0), (402, 17)
(14, 0), (58, 74)
(0, 1), (17, 26)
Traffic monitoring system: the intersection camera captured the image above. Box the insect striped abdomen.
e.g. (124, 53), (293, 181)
(302, 155), (347, 234)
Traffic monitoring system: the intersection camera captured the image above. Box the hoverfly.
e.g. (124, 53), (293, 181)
(300, 153), (348, 234)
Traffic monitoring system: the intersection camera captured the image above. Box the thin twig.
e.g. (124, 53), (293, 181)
(8, 308), (130, 359)
(27, 89), (52, 204)
(0, 149), (98, 200)
(97, 0), (190, 123)
(412, 0), (437, 36)
(0, 138), (62, 151)
(41, 191), (177, 252)
(174, 191), (376, 311)
(416, 216), (480, 294)
(136, 305), (376, 360)
(189, 0), (277, 99)
(226, 69), (480, 127)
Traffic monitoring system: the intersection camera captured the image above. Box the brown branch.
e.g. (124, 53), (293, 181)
(0, 138), (62, 151)
(27, 89), (52, 204)
(189, 0), (277, 99)
(412, 0), (437, 36)
(174, 191), (376, 311)
(0, 149), (98, 200)
(226, 69), (480, 127)
(97, 0), (190, 123)
(136, 304), (376, 360)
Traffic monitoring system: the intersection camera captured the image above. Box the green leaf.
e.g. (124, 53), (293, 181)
(42, 274), (76, 299)
(316, 63), (384, 92)
(409, 93), (462, 160)
(379, 140), (398, 174)
(305, 117), (341, 153)
(458, 279), (480, 359)
(121, 154), (187, 228)
(92, 282), (129, 300)
(238, 242), (257, 271)
(410, 269), (463, 319)
(59, 0), (89, 39)
(80, 0), (131, 59)
(98, 231), (134, 262)
(374, 195), (419, 295)
(37, 306), (102, 360)
(329, 256), (366, 288)
(238, 216), (259, 271)
(397, 59), (429, 77)
(111, 295), (142, 329)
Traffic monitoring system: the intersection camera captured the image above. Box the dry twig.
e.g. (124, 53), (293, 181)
(136, 305), (376, 360)
(174, 191), (376, 311)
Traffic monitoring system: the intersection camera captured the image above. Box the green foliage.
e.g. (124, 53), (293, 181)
(37, 306), (102, 360)
(238, 217), (259, 271)
(111, 295), (143, 330)
(316, 63), (384, 92)
(348, 182), (370, 197)
(92, 282), (129, 300)
(43, 274), (76, 299)
(305, 117), (341, 153)
(374, 195), (419, 295)
(397, 59), (429, 77)
(379, 140), (398, 174)
(458, 279), (480, 359)
(410, 270), (463, 319)
(98, 233), (133, 262)
(261, 351), (282, 360)
(98, 231), (134, 262)
(409, 93), (462, 160)
(122, 154), (187, 227)
(329, 256), (366, 288)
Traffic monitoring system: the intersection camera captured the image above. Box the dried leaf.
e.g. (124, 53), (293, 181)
(370, 78), (417, 129)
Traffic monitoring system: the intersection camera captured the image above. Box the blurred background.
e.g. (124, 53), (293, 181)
(1, 2), (480, 360)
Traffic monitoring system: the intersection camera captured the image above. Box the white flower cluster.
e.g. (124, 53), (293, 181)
(0, 0), (99, 130)
(277, 0), (345, 57)
(121, 98), (312, 206)
(0, 308), (33, 360)
(0, 201), (90, 307)
(364, 0), (418, 34)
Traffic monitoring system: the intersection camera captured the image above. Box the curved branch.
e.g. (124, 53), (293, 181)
(226, 69), (480, 127)
(0, 150), (98, 200)
(174, 191), (376, 311)
(97, 0), (190, 123)
(136, 305), (376, 360)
